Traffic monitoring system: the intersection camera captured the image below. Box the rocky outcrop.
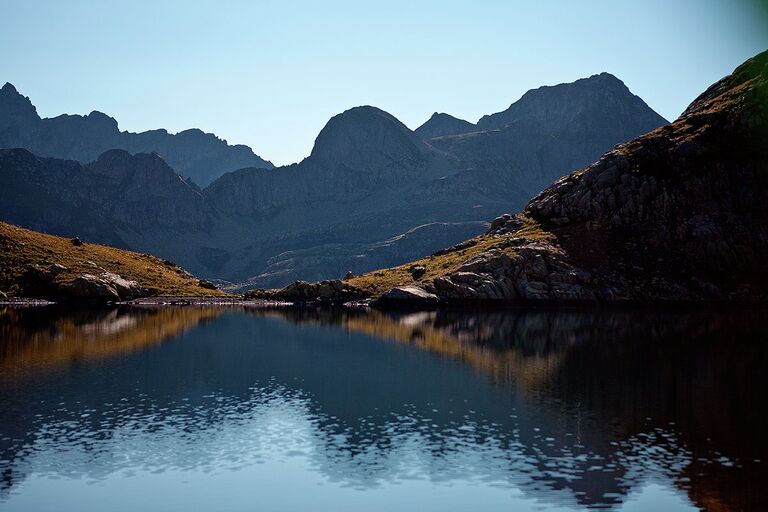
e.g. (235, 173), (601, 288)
(68, 274), (122, 301)
(374, 285), (438, 308)
(197, 279), (218, 290)
(18, 262), (147, 302)
(18, 263), (68, 297)
(0, 82), (272, 186)
(244, 279), (368, 304)
(432, 238), (600, 302)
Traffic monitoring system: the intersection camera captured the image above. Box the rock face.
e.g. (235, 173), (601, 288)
(0, 83), (272, 186)
(424, 73), (670, 202)
(414, 112), (476, 138)
(0, 75), (668, 288)
(423, 50), (768, 303)
(310, 106), (429, 173)
(0, 148), (212, 247)
(476, 72), (667, 133)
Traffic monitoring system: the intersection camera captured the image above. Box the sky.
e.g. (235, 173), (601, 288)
(2, 1), (767, 166)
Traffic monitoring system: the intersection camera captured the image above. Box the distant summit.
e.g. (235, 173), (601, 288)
(310, 106), (428, 169)
(0, 83), (273, 186)
(412, 74), (668, 165)
(476, 72), (668, 133)
(0, 82), (38, 125)
(414, 112), (476, 138)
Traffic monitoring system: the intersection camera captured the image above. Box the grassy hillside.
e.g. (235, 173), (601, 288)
(0, 221), (225, 298)
(345, 216), (551, 297)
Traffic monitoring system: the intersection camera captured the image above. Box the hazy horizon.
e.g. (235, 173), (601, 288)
(2, 0), (767, 166)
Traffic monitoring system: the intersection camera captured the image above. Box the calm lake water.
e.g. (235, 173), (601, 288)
(0, 306), (765, 511)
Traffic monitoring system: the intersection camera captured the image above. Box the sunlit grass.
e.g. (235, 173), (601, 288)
(0, 221), (225, 297)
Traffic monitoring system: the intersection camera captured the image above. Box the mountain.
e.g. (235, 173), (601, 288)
(201, 77), (668, 287)
(414, 112), (476, 138)
(476, 72), (667, 133)
(0, 148), (212, 247)
(418, 73), (670, 201)
(321, 50), (768, 304)
(0, 83), (273, 186)
(0, 220), (222, 301)
(0, 74), (669, 289)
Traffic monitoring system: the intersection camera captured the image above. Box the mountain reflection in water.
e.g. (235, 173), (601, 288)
(0, 305), (765, 511)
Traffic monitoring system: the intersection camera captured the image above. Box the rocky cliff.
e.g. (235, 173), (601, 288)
(338, 50), (768, 304)
(476, 72), (667, 133)
(0, 83), (273, 186)
(0, 148), (212, 247)
(421, 73), (670, 200)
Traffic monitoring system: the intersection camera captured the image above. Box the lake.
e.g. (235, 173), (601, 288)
(0, 305), (765, 511)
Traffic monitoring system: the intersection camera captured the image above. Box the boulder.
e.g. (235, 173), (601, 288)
(67, 274), (121, 301)
(374, 285), (439, 308)
(198, 279), (218, 290)
(100, 271), (146, 300)
(19, 263), (68, 297)
(409, 265), (426, 279)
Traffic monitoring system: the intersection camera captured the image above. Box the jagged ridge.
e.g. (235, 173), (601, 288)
(0, 83), (273, 186)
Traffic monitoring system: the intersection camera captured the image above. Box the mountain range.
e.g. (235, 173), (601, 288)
(0, 73), (668, 289)
(0, 83), (273, 186)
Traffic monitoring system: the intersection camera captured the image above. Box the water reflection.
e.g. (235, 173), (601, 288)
(0, 306), (765, 511)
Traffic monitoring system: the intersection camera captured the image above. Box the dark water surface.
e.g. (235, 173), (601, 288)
(0, 306), (765, 511)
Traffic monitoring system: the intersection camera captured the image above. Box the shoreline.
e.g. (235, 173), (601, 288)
(2, 295), (766, 312)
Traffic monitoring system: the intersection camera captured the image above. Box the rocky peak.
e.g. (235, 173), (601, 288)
(0, 83), (273, 186)
(0, 82), (39, 126)
(87, 149), (192, 192)
(309, 106), (428, 169)
(414, 112), (477, 138)
(477, 72), (668, 133)
(86, 110), (120, 131)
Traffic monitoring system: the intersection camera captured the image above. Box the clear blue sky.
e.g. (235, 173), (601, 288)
(2, 0), (767, 165)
